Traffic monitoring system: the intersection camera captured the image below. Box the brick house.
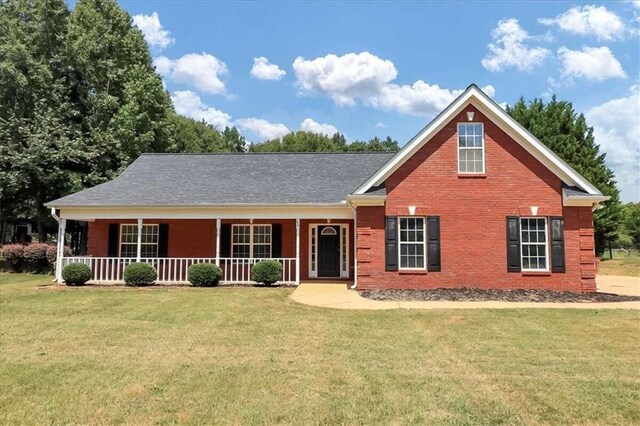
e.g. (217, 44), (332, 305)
(46, 85), (608, 291)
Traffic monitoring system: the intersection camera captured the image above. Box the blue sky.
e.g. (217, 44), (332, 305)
(116, 1), (638, 200)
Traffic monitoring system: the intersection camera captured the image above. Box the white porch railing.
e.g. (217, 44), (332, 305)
(59, 257), (297, 285)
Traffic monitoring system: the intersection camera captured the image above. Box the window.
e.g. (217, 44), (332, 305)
(120, 224), (158, 258)
(232, 224), (271, 258)
(458, 123), (485, 174)
(399, 217), (425, 269)
(520, 218), (548, 271)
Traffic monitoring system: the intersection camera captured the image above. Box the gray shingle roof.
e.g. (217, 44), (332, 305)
(46, 152), (395, 207)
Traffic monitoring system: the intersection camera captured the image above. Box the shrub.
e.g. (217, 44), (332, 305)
(188, 263), (222, 287)
(1, 244), (24, 272)
(251, 260), (283, 286)
(45, 245), (72, 264)
(62, 263), (92, 286)
(123, 262), (157, 286)
(23, 243), (51, 273)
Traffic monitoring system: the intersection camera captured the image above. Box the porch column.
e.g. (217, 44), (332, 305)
(215, 218), (221, 265)
(295, 218), (300, 285)
(136, 218), (143, 261)
(56, 218), (66, 283)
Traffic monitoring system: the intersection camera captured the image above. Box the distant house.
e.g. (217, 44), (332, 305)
(46, 85), (608, 292)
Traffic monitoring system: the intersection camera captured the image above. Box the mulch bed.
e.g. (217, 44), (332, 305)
(360, 288), (640, 303)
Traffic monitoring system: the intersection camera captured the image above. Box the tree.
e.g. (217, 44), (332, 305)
(249, 132), (399, 153)
(618, 203), (640, 251)
(0, 0), (84, 241)
(507, 96), (622, 255)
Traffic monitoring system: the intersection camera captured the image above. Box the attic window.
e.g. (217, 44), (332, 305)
(458, 123), (485, 174)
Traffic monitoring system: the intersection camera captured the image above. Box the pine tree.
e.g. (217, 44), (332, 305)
(508, 96), (622, 255)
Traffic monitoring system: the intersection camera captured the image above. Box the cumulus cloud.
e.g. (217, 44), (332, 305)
(236, 118), (290, 140)
(133, 12), (174, 49)
(292, 51), (496, 117)
(300, 118), (339, 135)
(154, 53), (227, 94)
(540, 5), (626, 41)
(293, 52), (397, 105)
(481, 18), (551, 72)
(586, 87), (640, 201)
(557, 46), (626, 81)
(250, 57), (286, 80)
(171, 91), (231, 129)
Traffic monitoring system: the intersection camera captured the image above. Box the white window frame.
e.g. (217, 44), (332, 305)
(308, 223), (349, 278)
(398, 217), (427, 270)
(119, 224), (159, 258)
(231, 224), (272, 259)
(519, 217), (549, 272)
(457, 122), (485, 174)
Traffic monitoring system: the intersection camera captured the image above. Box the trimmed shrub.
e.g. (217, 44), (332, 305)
(123, 262), (157, 286)
(46, 245), (72, 264)
(62, 263), (92, 286)
(188, 263), (222, 287)
(251, 260), (283, 286)
(1, 244), (24, 272)
(23, 243), (50, 273)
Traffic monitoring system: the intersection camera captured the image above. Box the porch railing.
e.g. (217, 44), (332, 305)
(59, 257), (297, 285)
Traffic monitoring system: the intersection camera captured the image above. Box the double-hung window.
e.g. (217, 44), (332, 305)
(119, 224), (159, 258)
(232, 225), (271, 258)
(520, 218), (548, 271)
(399, 217), (425, 269)
(458, 123), (485, 174)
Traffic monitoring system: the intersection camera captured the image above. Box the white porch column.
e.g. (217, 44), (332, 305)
(56, 218), (67, 283)
(215, 218), (221, 265)
(295, 218), (300, 285)
(136, 218), (143, 261)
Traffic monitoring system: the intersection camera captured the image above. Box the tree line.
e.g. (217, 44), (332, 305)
(0, 0), (630, 255)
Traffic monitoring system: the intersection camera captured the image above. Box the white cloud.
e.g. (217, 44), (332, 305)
(586, 87), (640, 201)
(133, 12), (174, 49)
(236, 118), (290, 140)
(540, 5), (626, 41)
(171, 91), (231, 129)
(375, 122), (387, 128)
(293, 52), (397, 106)
(481, 18), (551, 72)
(557, 46), (626, 82)
(250, 57), (286, 80)
(154, 53), (227, 94)
(300, 118), (338, 135)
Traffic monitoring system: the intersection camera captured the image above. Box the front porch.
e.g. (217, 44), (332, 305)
(54, 214), (354, 285)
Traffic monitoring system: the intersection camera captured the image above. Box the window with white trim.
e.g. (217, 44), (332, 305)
(232, 224), (271, 258)
(520, 217), (548, 271)
(458, 123), (485, 174)
(120, 224), (158, 258)
(399, 217), (425, 269)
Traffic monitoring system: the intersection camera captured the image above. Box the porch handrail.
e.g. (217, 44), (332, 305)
(59, 256), (297, 285)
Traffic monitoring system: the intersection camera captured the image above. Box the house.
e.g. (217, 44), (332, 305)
(46, 85), (609, 292)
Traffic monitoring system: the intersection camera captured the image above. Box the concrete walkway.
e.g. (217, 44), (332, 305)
(291, 276), (640, 310)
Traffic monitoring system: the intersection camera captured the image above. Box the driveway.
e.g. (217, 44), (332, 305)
(597, 275), (640, 296)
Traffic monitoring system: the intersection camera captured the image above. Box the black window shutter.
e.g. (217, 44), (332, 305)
(158, 224), (169, 257)
(427, 216), (441, 272)
(506, 216), (521, 272)
(220, 224), (231, 257)
(108, 224), (119, 257)
(385, 216), (398, 271)
(272, 224), (282, 258)
(550, 217), (565, 273)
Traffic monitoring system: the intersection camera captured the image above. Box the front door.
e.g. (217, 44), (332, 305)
(317, 226), (340, 277)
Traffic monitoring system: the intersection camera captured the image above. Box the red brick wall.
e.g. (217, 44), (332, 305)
(356, 105), (597, 292)
(87, 218), (355, 281)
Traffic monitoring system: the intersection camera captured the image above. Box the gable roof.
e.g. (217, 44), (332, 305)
(46, 152), (395, 207)
(354, 84), (604, 198)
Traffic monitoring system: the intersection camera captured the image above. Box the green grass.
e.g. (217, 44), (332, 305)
(1, 274), (639, 425)
(600, 249), (640, 277)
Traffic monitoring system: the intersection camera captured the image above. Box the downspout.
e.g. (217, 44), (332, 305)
(347, 201), (357, 290)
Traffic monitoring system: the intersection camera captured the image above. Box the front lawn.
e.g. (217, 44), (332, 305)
(1, 274), (639, 425)
(600, 249), (640, 277)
